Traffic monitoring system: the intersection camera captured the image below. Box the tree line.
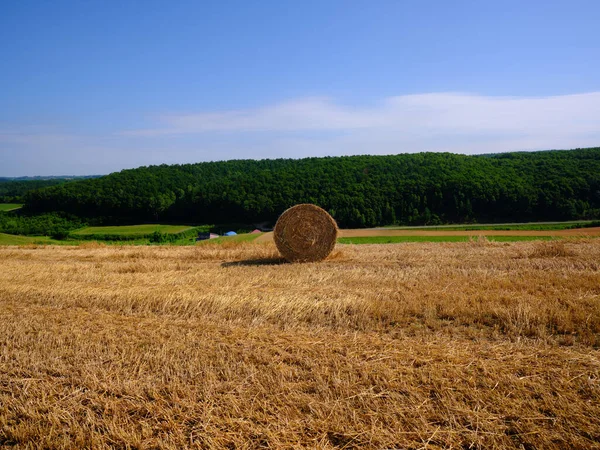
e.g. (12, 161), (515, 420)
(22, 148), (600, 228)
(0, 212), (84, 239)
(0, 176), (99, 203)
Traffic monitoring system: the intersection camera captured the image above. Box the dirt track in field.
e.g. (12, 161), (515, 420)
(255, 227), (600, 243)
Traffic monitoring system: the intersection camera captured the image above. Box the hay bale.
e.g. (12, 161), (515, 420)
(274, 204), (338, 262)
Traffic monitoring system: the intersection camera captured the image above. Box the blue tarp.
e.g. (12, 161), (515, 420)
(224, 231), (237, 236)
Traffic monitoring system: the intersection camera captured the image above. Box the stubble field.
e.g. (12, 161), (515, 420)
(1, 240), (599, 449)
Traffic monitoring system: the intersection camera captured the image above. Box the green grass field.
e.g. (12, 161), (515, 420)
(0, 204), (23, 212)
(382, 220), (599, 231)
(197, 233), (262, 245)
(0, 233), (65, 245)
(2, 219), (597, 247)
(71, 224), (199, 236)
(0, 224), (260, 246)
(338, 235), (557, 244)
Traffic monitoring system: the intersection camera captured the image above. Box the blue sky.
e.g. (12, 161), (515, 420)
(1, 0), (599, 176)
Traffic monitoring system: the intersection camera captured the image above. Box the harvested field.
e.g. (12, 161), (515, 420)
(1, 241), (600, 448)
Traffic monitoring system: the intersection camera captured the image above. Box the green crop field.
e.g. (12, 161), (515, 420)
(0, 233), (65, 245)
(0, 204), (23, 212)
(338, 235), (557, 244)
(198, 233), (262, 245)
(71, 224), (198, 236)
(382, 220), (599, 232)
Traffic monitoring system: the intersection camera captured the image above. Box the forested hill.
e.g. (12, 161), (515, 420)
(0, 176), (101, 203)
(24, 148), (600, 227)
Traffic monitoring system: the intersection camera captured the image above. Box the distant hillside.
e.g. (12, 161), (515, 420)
(0, 176), (101, 203)
(24, 148), (600, 227)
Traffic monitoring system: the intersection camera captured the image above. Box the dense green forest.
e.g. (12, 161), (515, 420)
(0, 176), (98, 203)
(22, 148), (600, 228)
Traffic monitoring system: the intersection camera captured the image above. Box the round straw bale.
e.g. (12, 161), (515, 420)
(274, 204), (338, 262)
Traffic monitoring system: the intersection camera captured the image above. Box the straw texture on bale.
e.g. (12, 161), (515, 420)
(274, 204), (338, 262)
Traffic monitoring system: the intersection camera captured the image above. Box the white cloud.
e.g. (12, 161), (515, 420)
(121, 92), (600, 143)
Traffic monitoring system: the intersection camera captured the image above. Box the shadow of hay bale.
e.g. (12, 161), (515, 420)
(221, 257), (288, 267)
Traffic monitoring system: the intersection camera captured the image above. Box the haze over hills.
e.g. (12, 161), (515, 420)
(21, 147), (600, 228)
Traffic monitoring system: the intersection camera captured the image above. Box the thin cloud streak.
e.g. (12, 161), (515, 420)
(121, 92), (600, 138)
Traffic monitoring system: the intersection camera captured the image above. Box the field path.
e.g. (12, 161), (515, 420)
(255, 227), (600, 243)
(255, 231), (274, 243)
